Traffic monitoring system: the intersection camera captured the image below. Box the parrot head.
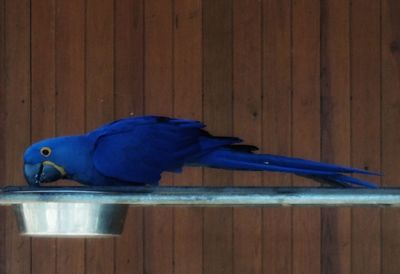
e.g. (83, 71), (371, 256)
(23, 136), (93, 186)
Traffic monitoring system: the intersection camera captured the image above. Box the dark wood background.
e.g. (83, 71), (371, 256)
(1, 0), (400, 273)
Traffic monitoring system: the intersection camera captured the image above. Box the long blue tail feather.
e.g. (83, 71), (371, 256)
(325, 174), (378, 188)
(194, 148), (379, 188)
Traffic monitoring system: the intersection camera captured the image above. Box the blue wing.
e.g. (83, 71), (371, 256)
(90, 116), (238, 184)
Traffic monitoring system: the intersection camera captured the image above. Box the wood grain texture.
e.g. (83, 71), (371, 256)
(262, 1), (292, 273)
(4, 0), (31, 273)
(85, 0), (114, 130)
(203, 1), (233, 273)
(173, 1), (203, 274)
(0, 0), (5, 273)
(351, 1), (381, 274)
(55, 0), (86, 273)
(292, 1), (321, 274)
(114, 1), (144, 274)
(233, 0), (262, 273)
(320, 1), (351, 274)
(144, 1), (174, 274)
(382, 1), (400, 273)
(85, 0), (115, 273)
(31, 0), (57, 273)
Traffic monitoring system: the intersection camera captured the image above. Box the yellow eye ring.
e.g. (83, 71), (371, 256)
(40, 147), (52, 157)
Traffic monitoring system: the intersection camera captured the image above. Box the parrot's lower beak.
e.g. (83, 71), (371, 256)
(24, 162), (65, 186)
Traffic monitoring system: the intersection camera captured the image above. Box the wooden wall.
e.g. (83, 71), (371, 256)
(1, 0), (400, 273)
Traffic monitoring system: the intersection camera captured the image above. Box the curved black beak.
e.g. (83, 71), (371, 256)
(24, 162), (64, 186)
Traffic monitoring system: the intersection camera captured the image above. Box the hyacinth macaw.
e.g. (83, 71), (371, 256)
(23, 115), (378, 188)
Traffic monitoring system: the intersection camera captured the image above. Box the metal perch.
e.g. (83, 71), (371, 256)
(1, 186), (400, 207)
(1, 186), (399, 237)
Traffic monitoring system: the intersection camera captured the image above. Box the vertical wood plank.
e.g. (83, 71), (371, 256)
(351, 1), (381, 274)
(232, 0), (262, 274)
(85, 0), (115, 273)
(144, 1), (174, 274)
(85, 0), (114, 128)
(320, 1), (351, 274)
(203, 1), (233, 274)
(55, 0), (86, 273)
(31, 0), (57, 273)
(382, 1), (400, 273)
(114, 1), (144, 274)
(0, 0), (6, 272)
(114, 0), (144, 118)
(173, 0), (203, 274)
(55, 0), (86, 135)
(262, 0), (292, 273)
(4, 0), (31, 273)
(292, 1), (321, 274)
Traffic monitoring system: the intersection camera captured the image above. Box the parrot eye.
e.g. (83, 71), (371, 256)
(40, 147), (52, 157)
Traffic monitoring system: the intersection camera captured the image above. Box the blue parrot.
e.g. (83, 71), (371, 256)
(23, 115), (378, 188)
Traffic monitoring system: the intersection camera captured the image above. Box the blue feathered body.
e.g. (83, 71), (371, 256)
(24, 116), (378, 187)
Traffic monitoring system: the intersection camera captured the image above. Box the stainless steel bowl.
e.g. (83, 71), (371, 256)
(5, 186), (131, 237)
(13, 202), (128, 237)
